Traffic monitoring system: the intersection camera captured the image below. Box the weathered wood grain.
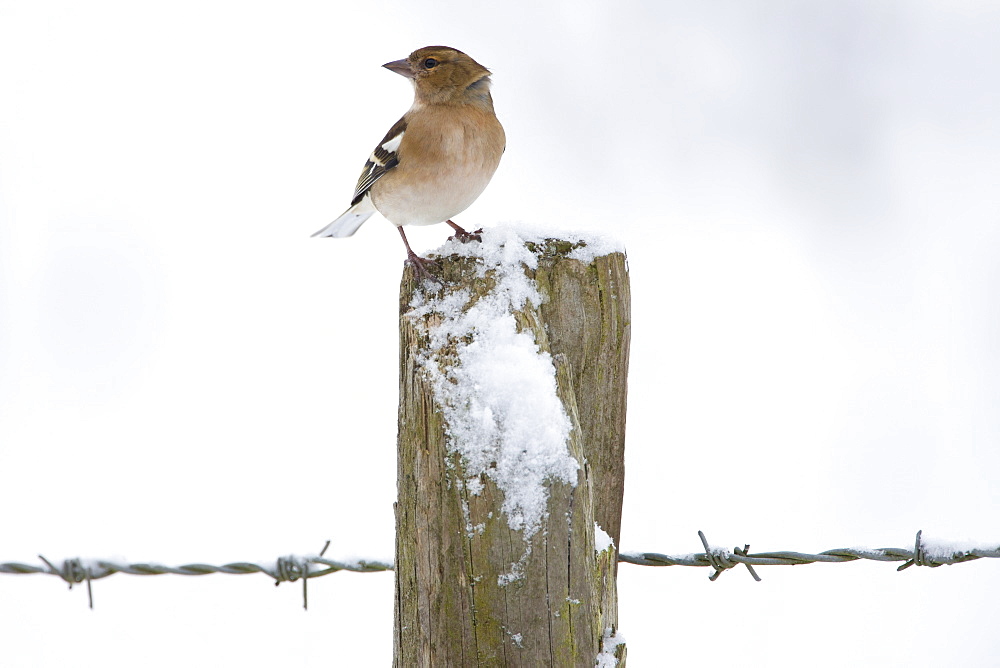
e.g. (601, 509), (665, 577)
(394, 240), (630, 666)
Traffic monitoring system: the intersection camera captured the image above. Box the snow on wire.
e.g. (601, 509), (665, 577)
(3, 531), (998, 609)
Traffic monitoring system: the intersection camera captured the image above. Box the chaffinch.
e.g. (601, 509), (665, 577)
(312, 46), (506, 278)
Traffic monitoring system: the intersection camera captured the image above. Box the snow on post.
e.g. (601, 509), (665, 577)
(394, 226), (630, 666)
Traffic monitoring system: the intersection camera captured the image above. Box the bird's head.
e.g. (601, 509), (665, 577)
(383, 46), (493, 106)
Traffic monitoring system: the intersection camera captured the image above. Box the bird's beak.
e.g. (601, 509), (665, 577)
(383, 58), (415, 79)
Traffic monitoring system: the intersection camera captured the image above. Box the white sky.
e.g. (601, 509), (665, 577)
(2, 0), (1000, 665)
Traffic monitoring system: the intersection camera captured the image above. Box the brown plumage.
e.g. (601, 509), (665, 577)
(313, 46), (506, 280)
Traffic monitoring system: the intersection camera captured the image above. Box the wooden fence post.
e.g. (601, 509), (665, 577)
(394, 231), (630, 666)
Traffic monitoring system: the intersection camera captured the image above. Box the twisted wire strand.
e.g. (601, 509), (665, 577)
(618, 530), (1000, 580)
(2, 542), (393, 609)
(0, 558), (395, 579)
(3, 531), (997, 608)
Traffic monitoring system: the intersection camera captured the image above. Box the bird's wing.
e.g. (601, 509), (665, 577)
(350, 116), (406, 205)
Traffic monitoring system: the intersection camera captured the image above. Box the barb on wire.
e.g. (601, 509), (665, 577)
(696, 531), (761, 582)
(269, 539), (333, 610)
(38, 555), (95, 609)
(3, 530), (998, 608)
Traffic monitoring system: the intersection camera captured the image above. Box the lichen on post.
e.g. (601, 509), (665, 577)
(394, 227), (630, 666)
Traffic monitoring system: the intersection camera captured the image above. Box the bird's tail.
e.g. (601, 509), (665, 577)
(311, 197), (376, 238)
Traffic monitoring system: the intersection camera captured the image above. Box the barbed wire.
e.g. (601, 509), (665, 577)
(3, 531), (996, 609)
(619, 530), (1000, 582)
(1, 541), (392, 610)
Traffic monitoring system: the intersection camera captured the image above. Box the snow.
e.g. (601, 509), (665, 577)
(595, 523), (615, 553)
(595, 627), (626, 667)
(846, 547), (888, 558)
(497, 558), (525, 586)
(843, 535), (999, 562)
(433, 223), (625, 266)
(921, 536), (999, 560)
(408, 225), (622, 538)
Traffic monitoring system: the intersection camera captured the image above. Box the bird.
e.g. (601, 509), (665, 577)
(312, 46), (506, 279)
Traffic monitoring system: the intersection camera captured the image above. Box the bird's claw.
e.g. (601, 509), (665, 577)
(448, 227), (483, 243)
(406, 254), (443, 284)
(445, 220), (483, 243)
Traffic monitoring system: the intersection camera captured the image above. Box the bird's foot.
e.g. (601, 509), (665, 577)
(449, 228), (483, 243)
(445, 220), (483, 243)
(406, 253), (442, 284)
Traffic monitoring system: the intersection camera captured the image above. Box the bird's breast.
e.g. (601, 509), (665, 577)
(371, 107), (505, 227)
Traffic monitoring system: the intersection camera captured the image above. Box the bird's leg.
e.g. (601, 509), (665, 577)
(397, 226), (441, 283)
(446, 220), (483, 243)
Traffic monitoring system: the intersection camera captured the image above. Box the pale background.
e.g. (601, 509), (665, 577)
(2, 1), (999, 665)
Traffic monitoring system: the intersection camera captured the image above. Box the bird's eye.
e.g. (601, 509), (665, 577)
(423, 58), (438, 69)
